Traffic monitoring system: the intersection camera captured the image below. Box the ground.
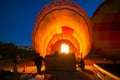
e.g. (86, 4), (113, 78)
(0, 54), (117, 80)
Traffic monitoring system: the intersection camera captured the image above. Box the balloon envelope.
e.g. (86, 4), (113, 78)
(92, 0), (120, 59)
(32, 1), (92, 59)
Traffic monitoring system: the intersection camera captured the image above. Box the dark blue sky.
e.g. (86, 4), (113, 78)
(0, 0), (104, 46)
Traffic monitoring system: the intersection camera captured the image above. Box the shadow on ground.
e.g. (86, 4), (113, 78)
(0, 68), (95, 80)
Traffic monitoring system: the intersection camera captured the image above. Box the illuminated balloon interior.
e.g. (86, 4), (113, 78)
(32, 0), (92, 59)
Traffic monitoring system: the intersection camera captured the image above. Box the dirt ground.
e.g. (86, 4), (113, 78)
(1, 54), (118, 80)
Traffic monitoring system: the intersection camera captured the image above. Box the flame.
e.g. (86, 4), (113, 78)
(61, 43), (69, 54)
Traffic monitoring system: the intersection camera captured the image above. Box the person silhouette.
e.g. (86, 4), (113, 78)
(33, 53), (45, 74)
(13, 54), (21, 72)
(78, 53), (85, 70)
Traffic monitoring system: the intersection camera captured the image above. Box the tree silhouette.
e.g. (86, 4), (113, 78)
(0, 42), (18, 58)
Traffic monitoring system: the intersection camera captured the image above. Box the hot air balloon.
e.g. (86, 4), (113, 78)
(32, 0), (92, 59)
(92, 0), (120, 59)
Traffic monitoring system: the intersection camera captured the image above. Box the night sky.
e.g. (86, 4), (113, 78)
(0, 0), (104, 46)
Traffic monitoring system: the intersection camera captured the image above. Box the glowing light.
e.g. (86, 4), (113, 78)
(61, 43), (69, 54)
